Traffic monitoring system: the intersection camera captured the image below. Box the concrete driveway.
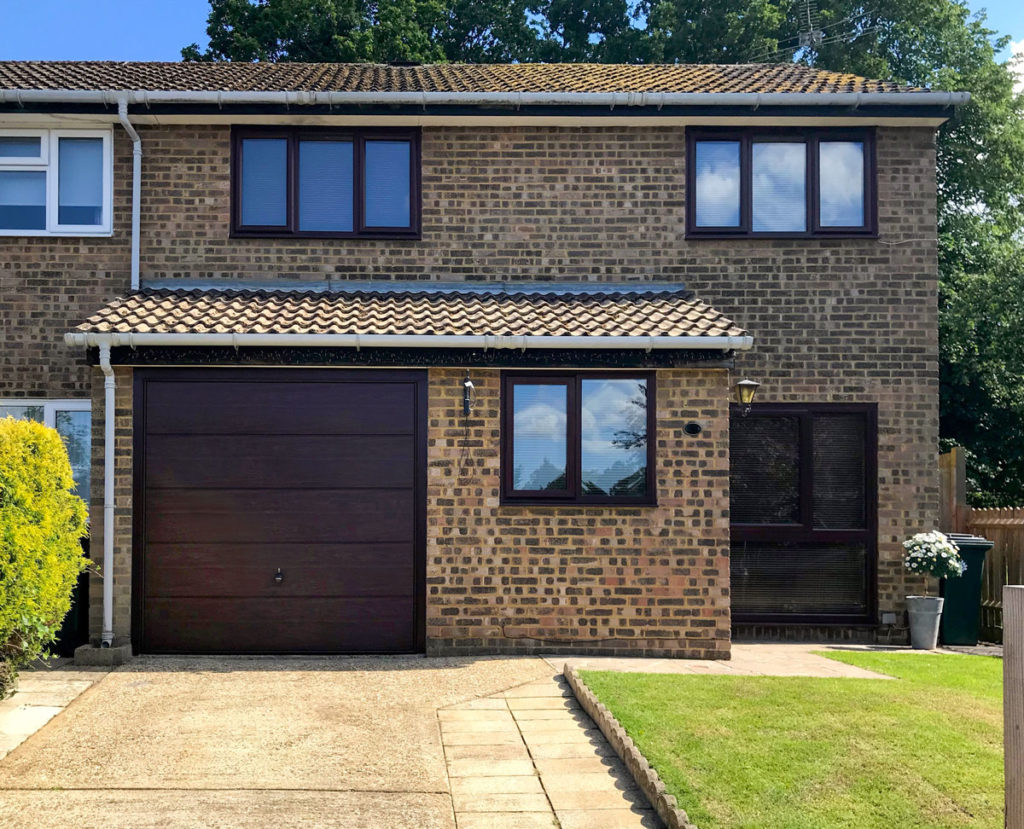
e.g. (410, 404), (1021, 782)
(0, 655), (553, 828)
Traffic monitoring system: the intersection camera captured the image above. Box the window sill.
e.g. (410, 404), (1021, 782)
(499, 497), (659, 508)
(230, 230), (422, 241)
(685, 230), (879, 240)
(0, 229), (113, 238)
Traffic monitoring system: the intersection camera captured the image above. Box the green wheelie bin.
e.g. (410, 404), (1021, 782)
(940, 533), (994, 646)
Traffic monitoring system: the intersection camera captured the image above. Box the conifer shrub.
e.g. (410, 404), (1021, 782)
(0, 417), (88, 696)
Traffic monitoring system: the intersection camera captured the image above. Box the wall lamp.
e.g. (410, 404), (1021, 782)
(735, 379), (760, 416)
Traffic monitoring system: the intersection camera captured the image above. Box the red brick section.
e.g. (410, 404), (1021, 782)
(0, 121), (939, 647)
(426, 367), (732, 658)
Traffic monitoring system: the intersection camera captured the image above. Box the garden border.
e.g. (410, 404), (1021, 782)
(564, 664), (698, 829)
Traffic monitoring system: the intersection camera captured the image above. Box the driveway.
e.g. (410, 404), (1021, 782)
(0, 655), (553, 828)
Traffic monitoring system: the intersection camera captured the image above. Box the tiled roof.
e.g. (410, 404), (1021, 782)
(73, 287), (747, 340)
(0, 61), (922, 95)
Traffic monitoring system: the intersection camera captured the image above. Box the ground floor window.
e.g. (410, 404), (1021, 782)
(729, 403), (877, 623)
(501, 372), (655, 504)
(0, 399), (91, 502)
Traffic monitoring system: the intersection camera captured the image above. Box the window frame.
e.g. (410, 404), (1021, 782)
(686, 127), (877, 239)
(729, 402), (878, 624)
(500, 371), (657, 506)
(230, 126), (421, 239)
(0, 128), (113, 237)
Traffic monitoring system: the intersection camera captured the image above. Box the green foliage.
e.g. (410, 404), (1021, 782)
(0, 417), (89, 693)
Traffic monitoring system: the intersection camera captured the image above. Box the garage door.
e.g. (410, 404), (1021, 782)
(134, 369), (425, 654)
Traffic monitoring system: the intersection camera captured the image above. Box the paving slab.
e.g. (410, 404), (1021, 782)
(455, 813), (558, 829)
(556, 808), (661, 828)
(452, 792), (552, 813)
(449, 776), (545, 795)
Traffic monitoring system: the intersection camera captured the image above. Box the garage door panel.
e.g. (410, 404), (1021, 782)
(145, 489), (414, 544)
(143, 598), (417, 653)
(145, 435), (414, 489)
(144, 543), (414, 598)
(144, 381), (415, 435)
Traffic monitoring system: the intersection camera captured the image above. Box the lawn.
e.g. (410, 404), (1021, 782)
(580, 652), (1003, 829)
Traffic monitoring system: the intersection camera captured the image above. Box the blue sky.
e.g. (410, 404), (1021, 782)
(0, 0), (1020, 63)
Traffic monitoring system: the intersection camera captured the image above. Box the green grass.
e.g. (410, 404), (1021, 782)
(580, 652), (1003, 829)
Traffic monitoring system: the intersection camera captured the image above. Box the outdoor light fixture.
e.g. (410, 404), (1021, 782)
(463, 372), (475, 416)
(735, 379), (760, 416)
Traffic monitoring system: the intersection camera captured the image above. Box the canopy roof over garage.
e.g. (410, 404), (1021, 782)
(65, 283), (751, 352)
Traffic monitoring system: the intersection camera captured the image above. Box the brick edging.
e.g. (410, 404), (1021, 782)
(564, 664), (698, 829)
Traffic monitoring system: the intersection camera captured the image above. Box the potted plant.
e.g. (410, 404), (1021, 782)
(903, 531), (966, 649)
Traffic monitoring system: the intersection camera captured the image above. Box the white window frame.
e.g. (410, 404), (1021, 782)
(0, 398), (91, 427)
(0, 128), (113, 237)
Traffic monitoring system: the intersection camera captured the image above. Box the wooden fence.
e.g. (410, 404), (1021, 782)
(970, 508), (1024, 643)
(940, 448), (1024, 642)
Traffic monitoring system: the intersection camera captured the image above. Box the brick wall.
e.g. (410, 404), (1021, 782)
(426, 367), (732, 658)
(2, 120), (940, 647)
(0, 131), (133, 397)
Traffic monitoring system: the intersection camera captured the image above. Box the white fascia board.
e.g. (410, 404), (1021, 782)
(0, 89), (970, 108)
(65, 331), (754, 351)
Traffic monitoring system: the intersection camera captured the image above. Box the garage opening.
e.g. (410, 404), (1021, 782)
(133, 369), (426, 654)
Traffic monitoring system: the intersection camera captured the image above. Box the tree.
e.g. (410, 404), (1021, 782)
(183, 0), (448, 63)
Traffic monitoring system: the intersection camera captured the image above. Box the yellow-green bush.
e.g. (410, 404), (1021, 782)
(0, 417), (88, 694)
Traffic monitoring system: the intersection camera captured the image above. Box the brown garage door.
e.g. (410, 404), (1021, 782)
(133, 369), (425, 654)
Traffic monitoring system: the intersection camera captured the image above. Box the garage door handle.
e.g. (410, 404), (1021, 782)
(274, 568), (284, 584)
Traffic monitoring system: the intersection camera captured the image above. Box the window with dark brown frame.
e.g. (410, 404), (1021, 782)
(501, 373), (656, 505)
(687, 128), (876, 238)
(231, 126), (421, 238)
(729, 403), (877, 623)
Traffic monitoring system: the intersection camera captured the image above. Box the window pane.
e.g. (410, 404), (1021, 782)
(56, 409), (91, 504)
(364, 140), (411, 227)
(752, 142), (806, 232)
(730, 413), (801, 524)
(240, 138), (287, 226)
(694, 141), (740, 227)
(512, 384), (567, 491)
(58, 137), (103, 225)
(581, 378), (647, 497)
(813, 413), (866, 528)
(0, 136), (41, 157)
(0, 404), (44, 421)
(731, 541), (868, 616)
(298, 140), (353, 232)
(0, 170), (46, 229)
(819, 141), (865, 227)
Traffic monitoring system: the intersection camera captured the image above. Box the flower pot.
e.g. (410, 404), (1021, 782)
(906, 595), (944, 650)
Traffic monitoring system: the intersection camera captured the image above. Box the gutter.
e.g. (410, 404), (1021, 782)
(1, 89), (971, 109)
(64, 331), (754, 351)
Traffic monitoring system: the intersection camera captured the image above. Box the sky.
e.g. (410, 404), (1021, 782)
(0, 0), (1020, 73)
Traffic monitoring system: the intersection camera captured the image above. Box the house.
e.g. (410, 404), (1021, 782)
(0, 62), (964, 660)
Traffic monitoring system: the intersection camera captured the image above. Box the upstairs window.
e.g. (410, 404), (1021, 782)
(687, 128), (875, 237)
(231, 127), (420, 238)
(0, 129), (112, 236)
(501, 373), (655, 504)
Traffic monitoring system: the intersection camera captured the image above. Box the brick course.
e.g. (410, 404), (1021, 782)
(0, 120), (940, 649)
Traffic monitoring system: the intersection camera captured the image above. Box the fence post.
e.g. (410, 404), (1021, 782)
(940, 447), (969, 532)
(1006, 585), (1024, 828)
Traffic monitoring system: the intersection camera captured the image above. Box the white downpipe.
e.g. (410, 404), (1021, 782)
(1, 88), (971, 109)
(65, 331), (754, 351)
(116, 99), (141, 291)
(97, 344), (116, 647)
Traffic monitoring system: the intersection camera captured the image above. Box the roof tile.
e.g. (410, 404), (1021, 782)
(73, 287), (747, 340)
(0, 61), (922, 95)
